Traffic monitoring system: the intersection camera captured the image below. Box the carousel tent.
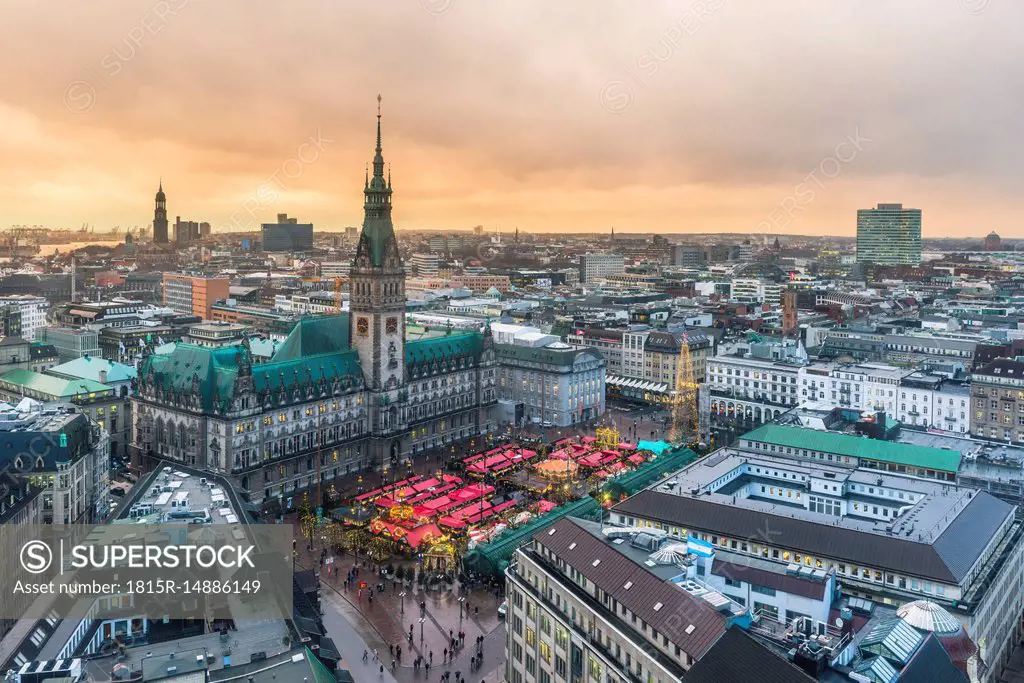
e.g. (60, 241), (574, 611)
(462, 497), (601, 577)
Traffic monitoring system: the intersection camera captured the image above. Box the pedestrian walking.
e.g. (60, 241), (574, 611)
(389, 644), (394, 658)
(378, 663), (384, 677)
(362, 649), (368, 663)
(391, 657), (396, 671)
(373, 648), (379, 662)
(429, 651), (433, 664)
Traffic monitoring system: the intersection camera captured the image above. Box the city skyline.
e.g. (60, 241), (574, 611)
(0, 1), (1021, 236)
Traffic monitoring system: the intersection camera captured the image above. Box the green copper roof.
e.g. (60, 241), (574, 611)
(254, 350), (363, 393)
(405, 331), (484, 369)
(742, 424), (962, 474)
(141, 315), (365, 413)
(272, 314), (349, 361)
(142, 344), (241, 411)
(49, 356), (137, 384)
(0, 368), (113, 398)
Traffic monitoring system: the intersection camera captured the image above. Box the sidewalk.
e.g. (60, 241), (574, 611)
(297, 551), (507, 682)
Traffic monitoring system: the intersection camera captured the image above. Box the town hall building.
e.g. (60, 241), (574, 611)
(131, 99), (498, 511)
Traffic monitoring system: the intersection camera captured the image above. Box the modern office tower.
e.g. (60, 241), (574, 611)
(856, 203), (922, 265)
(262, 213), (314, 251)
(162, 273), (231, 320)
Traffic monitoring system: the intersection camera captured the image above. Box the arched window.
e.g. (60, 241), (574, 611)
(179, 423), (187, 450)
(155, 418), (165, 444)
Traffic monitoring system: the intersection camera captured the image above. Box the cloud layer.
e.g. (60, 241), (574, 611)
(0, 0), (1019, 237)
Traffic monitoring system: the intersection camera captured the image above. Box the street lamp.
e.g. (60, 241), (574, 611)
(458, 596), (466, 623)
(419, 617), (426, 642)
(399, 590), (407, 614)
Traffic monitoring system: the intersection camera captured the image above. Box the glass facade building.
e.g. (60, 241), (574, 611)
(856, 203), (922, 265)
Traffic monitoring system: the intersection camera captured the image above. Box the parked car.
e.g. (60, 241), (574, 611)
(498, 600), (507, 618)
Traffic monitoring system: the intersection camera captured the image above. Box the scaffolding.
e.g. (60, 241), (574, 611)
(670, 333), (700, 446)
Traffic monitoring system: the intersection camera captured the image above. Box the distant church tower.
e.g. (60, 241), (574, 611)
(349, 96), (406, 394)
(153, 180), (169, 244)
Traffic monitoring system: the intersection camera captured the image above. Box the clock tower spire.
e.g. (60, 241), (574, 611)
(350, 96), (405, 394)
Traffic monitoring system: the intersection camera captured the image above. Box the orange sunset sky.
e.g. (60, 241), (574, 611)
(0, 0), (1020, 237)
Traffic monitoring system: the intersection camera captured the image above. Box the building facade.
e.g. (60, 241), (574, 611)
(163, 273), (231, 320)
(0, 368), (129, 458)
(567, 327), (710, 404)
(579, 253), (625, 284)
(671, 245), (707, 268)
(262, 214), (314, 251)
(0, 411), (109, 525)
(0, 294), (49, 340)
(495, 343), (605, 427)
(0, 473), (42, 641)
(970, 357), (1024, 443)
(505, 517), (729, 683)
(613, 443), (1024, 681)
(856, 203), (922, 265)
(450, 274), (512, 294)
(703, 346), (804, 442)
(132, 102), (498, 510)
(409, 253), (440, 277)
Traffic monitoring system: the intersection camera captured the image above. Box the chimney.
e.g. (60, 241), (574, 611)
(98, 369), (108, 384)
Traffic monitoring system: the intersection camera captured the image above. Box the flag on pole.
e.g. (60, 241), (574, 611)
(686, 535), (714, 558)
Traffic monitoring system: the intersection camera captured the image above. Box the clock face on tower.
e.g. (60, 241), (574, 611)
(357, 317), (369, 336)
(386, 316), (398, 334)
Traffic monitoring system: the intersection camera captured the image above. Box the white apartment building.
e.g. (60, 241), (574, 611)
(320, 261), (350, 278)
(409, 252), (440, 278)
(802, 362), (970, 435)
(579, 253), (624, 284)
(273, 292), (340, 315)
(730, 278), (783, 307)
(703, 353), (804, 439)
(702, 344), (970, 437)
(0, 294), (49, 340)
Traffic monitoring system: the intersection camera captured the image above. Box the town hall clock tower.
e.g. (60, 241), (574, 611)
(349, 96), (407, 465)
